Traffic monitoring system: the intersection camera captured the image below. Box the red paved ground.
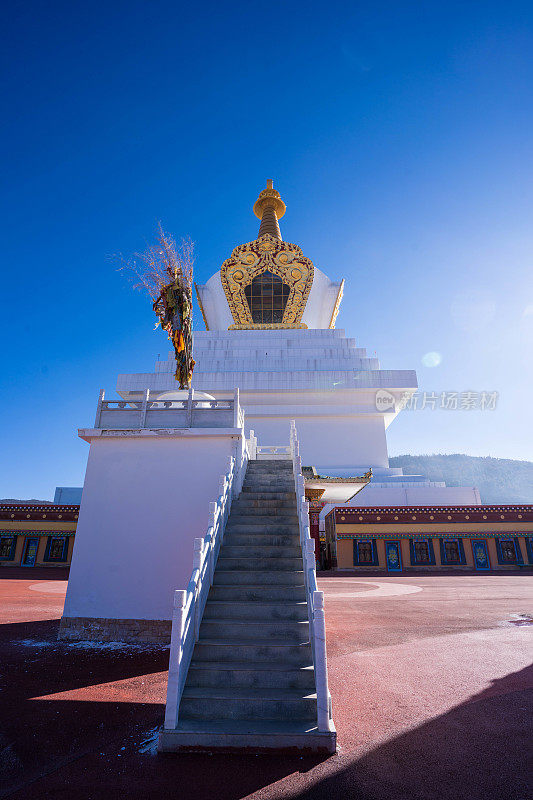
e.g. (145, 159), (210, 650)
(0, 567), (531, 800)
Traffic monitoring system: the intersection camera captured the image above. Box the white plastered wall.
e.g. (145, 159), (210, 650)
(242, 413), (389, 470)
(63, 433), (242, 622)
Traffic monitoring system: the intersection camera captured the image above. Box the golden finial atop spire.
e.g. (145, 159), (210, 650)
(253, 179), (286, 220)
(253, 180), (286, 240)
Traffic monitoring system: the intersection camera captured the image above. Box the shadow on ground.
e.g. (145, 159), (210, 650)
(290, 663), (533, 800)
(0, 604), (533, 800)
(0, 567), (70, 581)
(1, 612), (531, 800)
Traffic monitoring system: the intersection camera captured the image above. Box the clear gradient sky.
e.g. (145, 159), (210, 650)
(1, 1), (532, 499)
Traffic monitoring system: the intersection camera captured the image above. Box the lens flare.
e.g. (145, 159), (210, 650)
(421, 351), (442, 367)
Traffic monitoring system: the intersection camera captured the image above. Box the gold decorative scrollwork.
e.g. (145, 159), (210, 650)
(220, 233), (314, 329)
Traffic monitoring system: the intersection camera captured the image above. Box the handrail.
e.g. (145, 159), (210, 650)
(289, 419), (333, 733)
(163, 392), (248, 730)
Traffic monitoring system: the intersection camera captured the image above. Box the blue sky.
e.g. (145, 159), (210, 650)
(1, 1), (532, 499)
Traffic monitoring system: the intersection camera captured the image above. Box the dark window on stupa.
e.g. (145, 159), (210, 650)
(244, 271), (290, 324)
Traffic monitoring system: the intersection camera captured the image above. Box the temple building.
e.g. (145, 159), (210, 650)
(324, 504), (533, 571)
(0, 496), (78, 568)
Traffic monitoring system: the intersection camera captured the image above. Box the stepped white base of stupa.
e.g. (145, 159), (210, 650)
(117, 328), (418, 474)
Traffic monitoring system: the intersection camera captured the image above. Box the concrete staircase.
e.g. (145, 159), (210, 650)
(160, 459), (336, 753)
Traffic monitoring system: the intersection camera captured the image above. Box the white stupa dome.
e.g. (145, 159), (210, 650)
(152, 390), (215, 409)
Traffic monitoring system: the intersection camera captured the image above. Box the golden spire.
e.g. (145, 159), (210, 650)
(253, 179), (286, 240)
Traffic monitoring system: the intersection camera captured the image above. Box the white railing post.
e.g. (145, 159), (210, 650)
(248, 429), (256, 460)
(192, 538), (203, 640)
(226, 456), (235, 504)
(313, 591), (331, 731)
(208, 503), (217, 582)
(304, 537), (315, 591)
(164, 589), (187, 729)
(140, 388), (149, 428)
(94, 389), (105, 427)
(219, 475), (226, 505)
(187, 386), (194, 427)
(233, 387), (240, 428)
(302, 500), (310, 537)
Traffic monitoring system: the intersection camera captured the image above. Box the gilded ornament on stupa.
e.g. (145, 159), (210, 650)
(220, 180), (315, 329)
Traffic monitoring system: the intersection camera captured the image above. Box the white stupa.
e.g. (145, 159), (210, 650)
(116, 180), (479, 507)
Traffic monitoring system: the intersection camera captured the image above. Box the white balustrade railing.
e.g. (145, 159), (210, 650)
(256, 444), (292, 460)
(289, 419), (333, 732)
(94, 388), (242, 430)
(257, 445), (291, 455)
(163, 428), (249, 730)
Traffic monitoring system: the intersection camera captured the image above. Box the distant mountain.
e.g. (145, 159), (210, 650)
(389, 454), (533, 505)
(0, 499), (53, 505)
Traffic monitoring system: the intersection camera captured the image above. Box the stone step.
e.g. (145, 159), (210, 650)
(246, 472), (293, 478)
(208, 584), (306, 602)
(199, 619), (309, 641)
(246, 464), (294, 481)
(232, 498), (296, 510)
(244, 472), (293, 480)
(202, 600), (308, 621)
(193, 638), (312, 665)
(241, 490), (295, 499)
(179, 687), (316, 721)
(214, 569), (304, 586)
(245, 480), (293, 484)
(244, 479), (293, 484)
(158, 718), (336, 755)
(242, 486), (294, 495)
(215, 556), (303, 572)
(223, 532), (300, 547)
(186, 661), (315, 690)
(244, 475), (293, 482)
(231, 505), (296, 516)
(246, 461), (292, 466)
(220, 544), (301, 558)
(246, 462), (293, 469)
(225, 521), (299, 534)
(228, 512), (299, 523)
